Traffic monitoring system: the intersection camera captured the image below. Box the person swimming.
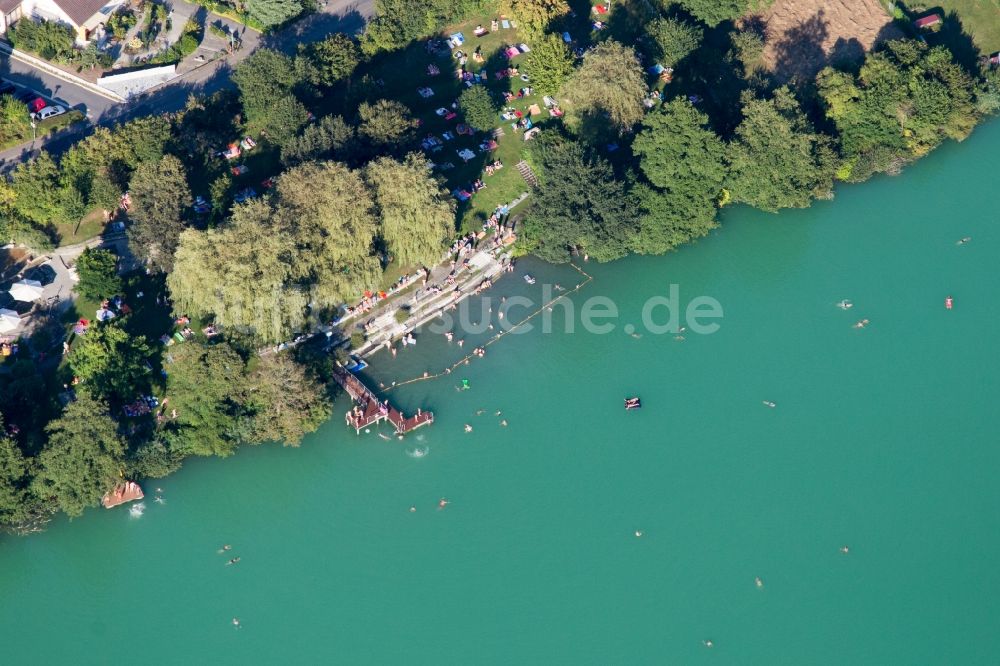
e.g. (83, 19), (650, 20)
(634, 530), (643, 537)
(837, 300), (853, 310)
(500, 419), (508, 427)
(853, 319), (870, 329)
(755, 576), (764, 588)
(464, 424), (473, 432)
(409, 506), (417, 513)
(840, 545), (850, 554)
(154, 495), (165, 504)
(763, 400), (776, 408)
(226, 557), (241, 566)
(232, 617), (241, 628)
(957, 237), (971, 245)
(438, 498), (449, 508)
(703, 639), (713, 648)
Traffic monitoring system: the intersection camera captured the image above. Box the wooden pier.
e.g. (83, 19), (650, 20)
(332, 364), (433, 435)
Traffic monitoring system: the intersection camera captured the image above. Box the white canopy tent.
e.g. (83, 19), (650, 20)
(8, 279), (43, 302)
(0, 309), (19, 333)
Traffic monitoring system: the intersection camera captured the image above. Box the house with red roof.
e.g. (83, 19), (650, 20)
(913, 13), (942, 30)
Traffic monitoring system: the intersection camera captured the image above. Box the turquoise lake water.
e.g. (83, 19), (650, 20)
(3, 121), (1000, 664)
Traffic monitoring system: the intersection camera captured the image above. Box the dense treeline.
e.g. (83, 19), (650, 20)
(512, 0), (990, 261)
(1, 0), (995, 532)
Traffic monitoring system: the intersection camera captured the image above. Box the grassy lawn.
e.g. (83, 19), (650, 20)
(356, 17), (558, 233)
(910, 0), (1000, 53)
(53, 208), (107, 246)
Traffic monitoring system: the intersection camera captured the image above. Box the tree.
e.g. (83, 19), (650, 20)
(522, 137), (637, 263)
(246, 0), (302, 27)
(32, 393), (126, 518)
(233, 49), (302, 133)
(631, 182), (718, 255)
(499, 0), (569, 38)
(297, 34), (361, 87)
(816, 40), (978, 181)
(366, 154), (455, 267)
(244, 353), (331, 446)
(169, 201), (310, 342)
(458, 86), (498, 132)
(0, 428), (32, 526)
(561, 41), (647, 133)
(256, 96), (310, 147)
(69, 323), (152, 403)
(358, 99), (418, 153)
(281, 115), (357, 167)
(75, 248), (122, 300)
(161, 342), (249, 457)
(675, 0), (755, 27)
(127, 154), (191, 272)
(524, 34), (575, 97)
(729, 27), (765, 70)
(633, 99), (727, 196)
(646, 16), (702, 67)
(274, 161), (382, 305)
(11, 152), (82, 227)
(0, 95), (30, 144)
(727, 88), (837, 211)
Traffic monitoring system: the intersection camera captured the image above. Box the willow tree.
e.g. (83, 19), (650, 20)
(366, 154), (455, 267)
(244, 353), (331, 447)
(275, 161), (381, 304)
(560, 41), (646, 134)
(500, 0), (569, 38)
(168, 200), (308, 342)
(32, 393), (126, 518)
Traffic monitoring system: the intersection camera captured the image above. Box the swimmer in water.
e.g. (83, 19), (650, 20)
(755, 576), (764, 589)
(438, 498), (449, 508)
(409, 506), (417, 513)
(852, 318), (870, 329)
(674, 335), (685, 342)
(232, 617), (241, 628)
(223, 544), (232, 551)
(495, 410), (502, 416)
(840, 545), (850, 554)
(476, 409), (485, 416)
(154, 495), (165, 504)
(629, 331), (642, 339)
(445, 332), (453, 341)
(457, 339), (464, 347)
(554, 284), (565, 291)
(837, 299), (853, 310)
(635, 530), (643, 537)
(763, 400), (776, 408)
(957, 237), (971, 245)
(500, 419), (508, 427)
(226, 557), (241, 566)
(703, 640), (713, 648)
(464, 424), (473, 432)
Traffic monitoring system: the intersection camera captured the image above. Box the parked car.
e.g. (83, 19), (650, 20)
(34, 105), (65, 121)
(15, 90), (34, 103)
(27, 98), (46, 114)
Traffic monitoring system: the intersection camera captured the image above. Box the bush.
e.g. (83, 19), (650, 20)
(107, 9), (138, 39)
(9, 19), (76, 61)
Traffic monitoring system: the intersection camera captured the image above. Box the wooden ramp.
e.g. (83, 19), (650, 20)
(332, 365), (433, 435)
(516, 160), (538, 187)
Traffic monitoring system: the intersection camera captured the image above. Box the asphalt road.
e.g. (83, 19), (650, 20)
(0, 0), (374, 167)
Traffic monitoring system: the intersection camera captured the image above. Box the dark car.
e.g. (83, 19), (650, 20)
(15, 90), (35, 103)
(0, 83), (15, 96)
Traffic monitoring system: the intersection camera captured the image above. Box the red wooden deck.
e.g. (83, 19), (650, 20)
(333, 365), (433, 435)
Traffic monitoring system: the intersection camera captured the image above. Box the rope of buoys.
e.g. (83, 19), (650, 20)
(384, 263), (593, 392)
